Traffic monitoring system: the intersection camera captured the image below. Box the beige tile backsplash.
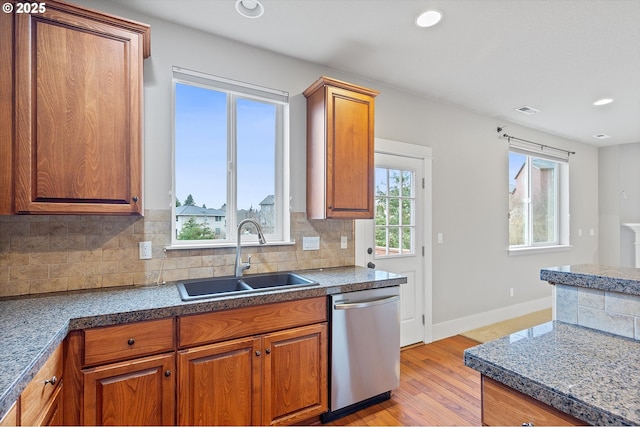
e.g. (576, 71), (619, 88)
(0, 211), (354, 297)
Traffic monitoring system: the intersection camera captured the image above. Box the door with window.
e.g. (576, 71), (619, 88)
(356, 143), (430, 347)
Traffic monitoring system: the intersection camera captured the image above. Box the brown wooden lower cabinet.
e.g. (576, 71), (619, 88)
(481, 375), (585, 426)
(82, 353), (176, 426)
(21, 344), (64, 426)
(178, 336), (261, 426)
(58, 297), (328, 426)
(178, 323), (328, 426)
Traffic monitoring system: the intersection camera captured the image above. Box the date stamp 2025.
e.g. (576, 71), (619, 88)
(3, 2), (47, 14)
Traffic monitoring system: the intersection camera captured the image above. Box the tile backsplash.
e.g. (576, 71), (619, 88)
(0, 210), (354, 297)
(555, 284), (640, 340)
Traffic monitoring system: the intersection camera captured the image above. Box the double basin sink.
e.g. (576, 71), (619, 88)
(177, 272), (318, 301)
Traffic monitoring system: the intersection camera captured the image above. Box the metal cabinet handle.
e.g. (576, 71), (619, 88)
(265, 348), (271, 354)
(128, 338), (135, 345)
(132, 196), (139, 202)
(44, 376), (57, 386)
(255, 350), (261, 356)
(164, 370), (171, 377)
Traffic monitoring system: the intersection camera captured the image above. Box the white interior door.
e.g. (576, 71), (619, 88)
(356, 140), (432, 346)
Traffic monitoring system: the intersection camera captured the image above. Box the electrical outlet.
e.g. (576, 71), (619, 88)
(509, 287), (514, 297)
(340, 235), (348, 249)
(139, 241), (152, 260)
(437, 233), (443, 244)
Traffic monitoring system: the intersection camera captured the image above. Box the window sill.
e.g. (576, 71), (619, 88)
(508, 245), (572, 256)
(166, 240), (296, 251)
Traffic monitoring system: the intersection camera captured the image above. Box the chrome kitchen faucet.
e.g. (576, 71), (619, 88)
(235, 218), (267, 277)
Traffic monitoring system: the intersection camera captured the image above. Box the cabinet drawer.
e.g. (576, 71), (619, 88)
(178, 297), (327, 348)
(84, 318), (175, 366)
(21, 344), (63, 426)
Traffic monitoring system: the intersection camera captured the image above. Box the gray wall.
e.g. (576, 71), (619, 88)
(599, 142), (640, 267)
(74, 0), (600, 328)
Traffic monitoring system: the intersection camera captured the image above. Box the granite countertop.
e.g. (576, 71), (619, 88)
(0, 266), (406, 419)
(464, 321), (640, 426)
(541, 264), (640, 296)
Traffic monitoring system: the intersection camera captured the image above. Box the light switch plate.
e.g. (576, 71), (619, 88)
(340, 235), (348, 249)
(303, 236), (320, 250)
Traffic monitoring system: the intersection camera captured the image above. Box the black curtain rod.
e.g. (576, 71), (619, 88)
(497, 127), (575, 156)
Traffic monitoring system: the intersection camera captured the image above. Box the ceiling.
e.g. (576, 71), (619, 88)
(111, 0), (640, 147)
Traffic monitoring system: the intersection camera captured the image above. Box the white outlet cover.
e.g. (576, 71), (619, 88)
(302, 236), (320, 250)
(139, 241), (152, 259)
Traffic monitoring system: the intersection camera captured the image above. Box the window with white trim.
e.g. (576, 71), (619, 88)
(508, 142), (569, 250)
(172, 67), (290, 247)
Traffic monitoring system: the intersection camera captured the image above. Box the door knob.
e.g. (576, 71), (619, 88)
(367, 262), (375, 268)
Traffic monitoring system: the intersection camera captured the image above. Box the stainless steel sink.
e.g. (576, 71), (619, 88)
(241, 273), (315, 289)
(177, 272), (317, 301)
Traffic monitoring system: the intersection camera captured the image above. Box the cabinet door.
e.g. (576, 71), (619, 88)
(262, 323), (328, 426)
(177, 337), (261, 426)
(36, 382), (64, 426)
(13, 3), (146, 214)
(83, 353), (175, 426)
(326, 86), (375, 219)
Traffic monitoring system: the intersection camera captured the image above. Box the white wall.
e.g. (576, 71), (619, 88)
(73, 0), (600, 332)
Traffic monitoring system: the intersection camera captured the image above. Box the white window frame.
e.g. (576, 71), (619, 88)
(170, 67), (291, 248)
(508, 143), (570, 255)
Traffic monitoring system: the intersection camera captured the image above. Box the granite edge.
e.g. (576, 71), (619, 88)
(540, 266), (640, 297)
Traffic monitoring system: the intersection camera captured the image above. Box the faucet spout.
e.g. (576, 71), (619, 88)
(235, 218), (267, 277)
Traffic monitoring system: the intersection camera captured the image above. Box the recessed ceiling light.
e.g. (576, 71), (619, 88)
(593, 98), (613, 106)
(235, 0), (264, 18)
(416, 10), (443, 28)
(593, 133), (611, 139)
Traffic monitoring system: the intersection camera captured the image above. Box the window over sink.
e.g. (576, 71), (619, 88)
(171, 67), (290, 247)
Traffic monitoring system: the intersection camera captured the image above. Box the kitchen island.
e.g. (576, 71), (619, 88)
(0, 266), (406, 421)
(465, 264), (640, 426)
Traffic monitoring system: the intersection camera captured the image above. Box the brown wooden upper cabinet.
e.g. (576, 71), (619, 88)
(304, 76), (379, 219)
(2, 0), (150, 215)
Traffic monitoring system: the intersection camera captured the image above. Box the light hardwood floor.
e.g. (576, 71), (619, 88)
(325, 335), (482, 426)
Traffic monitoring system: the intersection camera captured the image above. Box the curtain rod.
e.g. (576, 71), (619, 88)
(497, 127), (575, 156)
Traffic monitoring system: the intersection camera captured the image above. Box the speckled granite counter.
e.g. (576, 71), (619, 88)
(0, 266), (405, 420)
(465, 321), (640, 426)
(541, 264), (640, 296)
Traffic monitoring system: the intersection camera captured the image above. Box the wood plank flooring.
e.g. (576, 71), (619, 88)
(325, 335), (482, 426)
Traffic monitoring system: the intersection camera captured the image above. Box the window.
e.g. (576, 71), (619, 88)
(172, 67), (290, 247)
(374, 167), (415, 257)
(508, 144), (569, 250)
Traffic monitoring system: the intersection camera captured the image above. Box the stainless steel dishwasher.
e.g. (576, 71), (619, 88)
(321, 286), (400, 422)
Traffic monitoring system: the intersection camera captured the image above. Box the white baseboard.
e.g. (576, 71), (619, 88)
(431, 296), (552, 342)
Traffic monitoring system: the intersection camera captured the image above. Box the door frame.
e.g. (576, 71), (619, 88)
(356, 138), (433, 344)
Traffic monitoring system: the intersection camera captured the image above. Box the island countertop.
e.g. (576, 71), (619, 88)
(464, 320), (640, 426)
(540, 264), (640, 296)
(0, 266), (406, 420)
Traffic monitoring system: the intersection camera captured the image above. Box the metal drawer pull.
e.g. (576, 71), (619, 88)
(44, 376), (57, 386)
(334, 295), (399, 310)
(128, 338), (135, 345)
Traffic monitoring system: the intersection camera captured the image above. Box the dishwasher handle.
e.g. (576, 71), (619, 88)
(334, 295), (399, 310)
